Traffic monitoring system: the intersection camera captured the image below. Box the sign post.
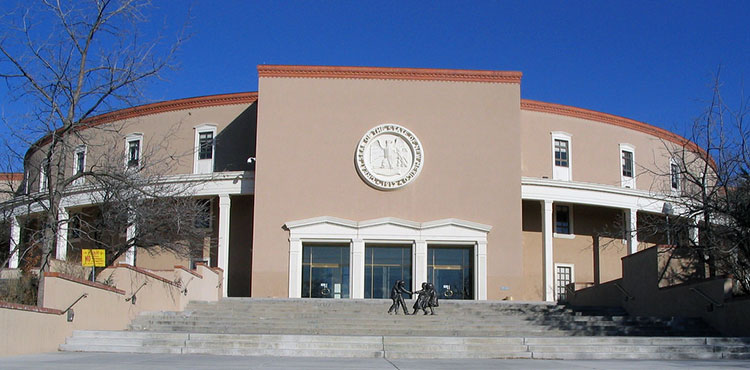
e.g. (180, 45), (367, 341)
(82, 249), (106, 282)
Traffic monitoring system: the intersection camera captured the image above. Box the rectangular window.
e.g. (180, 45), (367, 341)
(555, 205), (571, 234)
(670, 162), (680, 190)
(199, 132), (213, 160)
(73, 146), (86, 185)
(622, 151), (633, 177)
(556, 265), (573, 301)
(364, 245), (412, 299)
(69, 214), (81, 239)
(302, 244), (350, 298)
(75, 152), (85, 175)
(554, 139), (569, 167)
(194, 199), (212, 229)
(128, 140), (140, 167)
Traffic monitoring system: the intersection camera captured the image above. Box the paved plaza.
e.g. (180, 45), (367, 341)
(0, 352), (748, 370)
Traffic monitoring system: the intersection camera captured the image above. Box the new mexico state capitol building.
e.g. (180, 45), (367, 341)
(9, 65), (695, 303)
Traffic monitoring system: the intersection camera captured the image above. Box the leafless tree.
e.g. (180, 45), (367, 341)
(0, 0), (199, 305)
(645, 72), (750, 294)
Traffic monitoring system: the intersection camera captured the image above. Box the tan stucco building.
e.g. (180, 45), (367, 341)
(7, 65), (693, 302)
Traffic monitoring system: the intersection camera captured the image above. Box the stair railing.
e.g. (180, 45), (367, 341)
(689, 287), (723, 311)
(614, 282), (634, 301)
(61, 293), (88, 322)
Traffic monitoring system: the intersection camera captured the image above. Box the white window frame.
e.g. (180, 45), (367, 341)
(670, 158), (681, 195)
(73, 145), (86, 185)
(284, 216), (491, 300)
(619, 143), (636, 189)
(39, 159), (49, 192)
(551, 131), (572, 181)
(124, 133), (144, 169)
(553, 203), (574, 239)
(554, 263), (575, 302)
(193, 124), (217, 174)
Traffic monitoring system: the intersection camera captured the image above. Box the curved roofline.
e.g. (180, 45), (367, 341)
(27, 92), (258, 158)
(520, 99), (707, 157)
(258, 65), (522, 84)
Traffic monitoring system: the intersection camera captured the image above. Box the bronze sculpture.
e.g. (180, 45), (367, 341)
(411, 282), (439, 315)
(387, 280), (412, 315)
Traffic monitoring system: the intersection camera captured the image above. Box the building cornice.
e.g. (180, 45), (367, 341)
(29, 92), (259, 155)
(520, 99), (700, 152)
(258, 65), (522, 84)
(83, 92), (258, 127)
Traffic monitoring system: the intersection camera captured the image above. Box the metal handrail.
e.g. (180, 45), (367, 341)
(61, 293), (88, 314)
(125, 281), (148, 304)
(614, 283), (635, 301)
(690, 287), (724, 308)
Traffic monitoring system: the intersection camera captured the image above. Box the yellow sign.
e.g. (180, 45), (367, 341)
(81, 249), (106, 267)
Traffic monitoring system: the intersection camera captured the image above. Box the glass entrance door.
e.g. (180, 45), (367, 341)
(364, 244), (412, 299)
(302, 244), (350, 298)
(427, 246), (473, 300)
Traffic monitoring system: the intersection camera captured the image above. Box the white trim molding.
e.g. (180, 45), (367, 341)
(554, 262), (575, 301)
(284, 216), (491, 300)
(72, 145), (87, 186)
(124, 132), (144, 169)
(551, 131), (572, 181)
(193, 123), (217, 174)
(619, 143), (636, 189)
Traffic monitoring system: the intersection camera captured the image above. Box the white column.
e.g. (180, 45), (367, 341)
(56, 208), (69, 261)
(288, 237), (302, 298)
(351, 238), (365, 299)
(688, 216), (700, 247)
(542, 200), (555, 302)
(8, 216), (20, 269)
(414, 239), (428, 293)
(218, 194), (231, 297)
(626, 208), (638, 255)
(124, 220), (136, 265)
(475, 240), (487, 300)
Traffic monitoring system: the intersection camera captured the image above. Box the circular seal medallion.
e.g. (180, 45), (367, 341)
(355, 124), (424, 190)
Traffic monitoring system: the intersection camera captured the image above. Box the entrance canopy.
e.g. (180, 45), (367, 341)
(284, 216), (491, 300)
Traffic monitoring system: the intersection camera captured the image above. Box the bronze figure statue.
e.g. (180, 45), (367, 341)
(387, 280), (412, 315)
(411, 282), (439, 315)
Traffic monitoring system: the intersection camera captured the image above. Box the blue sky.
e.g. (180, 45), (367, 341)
(150, 1), (748, 132)
(2, 1), (749, 169)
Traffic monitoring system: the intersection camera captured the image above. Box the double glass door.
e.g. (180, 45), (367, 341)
(427, 246), (473, 300)
(302, 244), (350, 298)
(364, 245), (412, 299)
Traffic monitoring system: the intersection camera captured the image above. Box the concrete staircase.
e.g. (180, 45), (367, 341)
(60, 298), (750, 359)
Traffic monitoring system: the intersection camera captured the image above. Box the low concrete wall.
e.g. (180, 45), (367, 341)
(569, 245), (750, 336)
(569, 279), (624, 308)
(0, 263), (222, 356)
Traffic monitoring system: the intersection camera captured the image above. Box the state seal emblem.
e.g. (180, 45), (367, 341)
(355, 124), (424, 190)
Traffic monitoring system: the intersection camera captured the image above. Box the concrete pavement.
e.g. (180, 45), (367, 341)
(0, 352), (748, 369)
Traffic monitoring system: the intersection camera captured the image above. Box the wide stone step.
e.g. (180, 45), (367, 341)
(60, 299), (733, 360)
(527, 344), (717, 353)
(59, 343), (184, 354)
(128, 326), (571, 336)
(530, 351), (726, 360)
(62, 331), (750, 360)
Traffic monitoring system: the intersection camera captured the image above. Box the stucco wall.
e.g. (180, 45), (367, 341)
(23, 101), (255, 193)
(570, 246), (750, 336)
(521, 200), (628, 301)
(253, 76), (522, 299)
(0, 264), (221, 356)
(520, 110), (675, 192)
